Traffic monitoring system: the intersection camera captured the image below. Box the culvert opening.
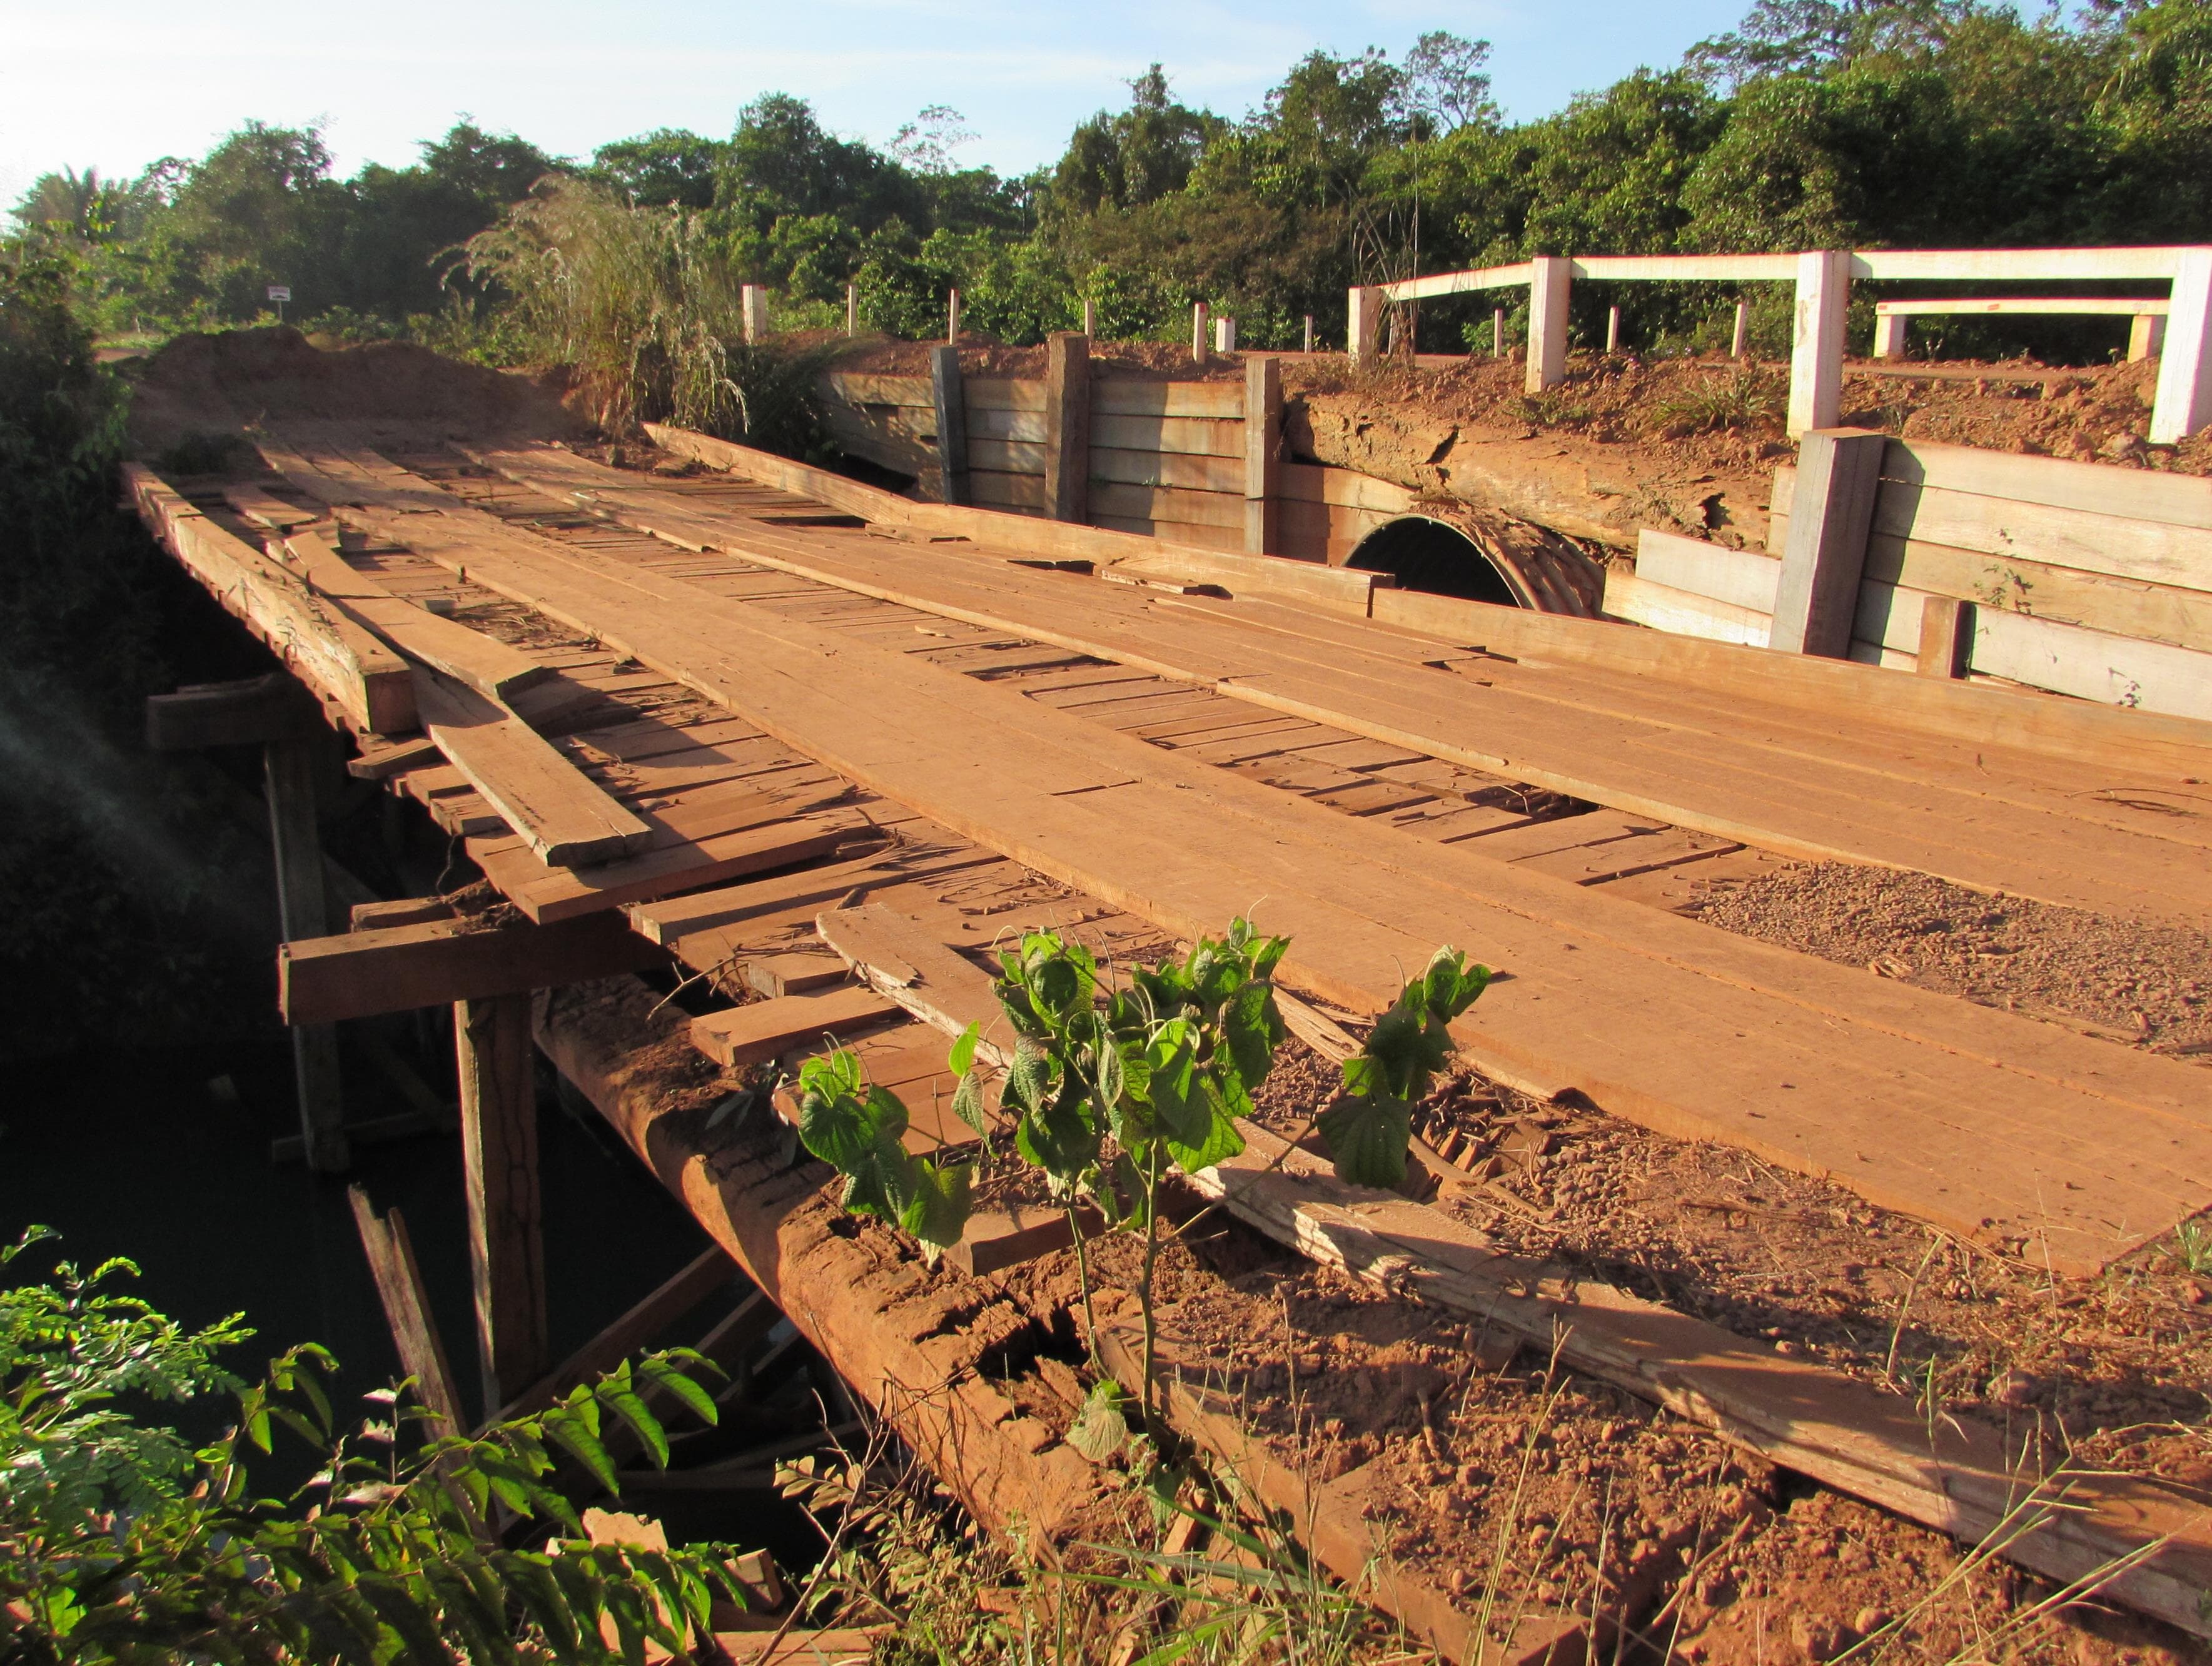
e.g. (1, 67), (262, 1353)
(1346, 516), (1522, 607)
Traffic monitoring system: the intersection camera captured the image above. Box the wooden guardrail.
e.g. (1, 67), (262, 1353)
(820, 340), (1419, 567)
(1356, 245), (2212, 444)
(1609, 434), (2212, 723)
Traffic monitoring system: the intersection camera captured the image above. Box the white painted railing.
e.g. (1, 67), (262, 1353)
(1353, 245), (2212, 444)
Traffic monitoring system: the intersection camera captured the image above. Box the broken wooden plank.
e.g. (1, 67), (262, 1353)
(280, 910), (670, 1024)
(480, 812), (873, 926)
(348, 1187), (467, 1433)
(415, 668), (654, 867)
(281, 528), (554, 702)
(814, 903), (1008, 1057)
(689, 987), (906, 1069)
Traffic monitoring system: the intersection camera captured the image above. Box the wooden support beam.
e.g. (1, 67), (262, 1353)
(495, 1244), (736, 1423)
(348, 1187), (467, 1433)
(415, 669), (653, 867)
(741, 285), (767, 343)
(1525, 255), (1570, 392)
(2151, 246), (2212, 445)
(266, 734), (348, 1173)
(1041, 331), (1089, 524)
(147, 673), (322, 750)
(929, 344), (967, 506)
(457, 992), (548, 1415)
(281, 909), (670, 1024)
(1916, 594), (1972, 680)
(1789, 250), (1851, 435)
(1872, 310), (1907, 360)
(1191, 301), (1209, 366)
(2132, 312), (2168, 362)
(1770, 428), (1886, 657)
(1212, 315), (1236, 354)
(1242, 354), (1281, 557)
(1731, 297), (1750, 359)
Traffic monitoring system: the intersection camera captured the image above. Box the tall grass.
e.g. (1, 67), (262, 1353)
(460, 178), (833, 453)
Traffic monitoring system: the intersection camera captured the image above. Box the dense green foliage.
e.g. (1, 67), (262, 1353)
(0, 1228), (749, 1663)
(12, 1), (2212, 358)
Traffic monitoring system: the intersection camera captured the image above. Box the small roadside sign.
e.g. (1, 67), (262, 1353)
(266, 285), (291, 302)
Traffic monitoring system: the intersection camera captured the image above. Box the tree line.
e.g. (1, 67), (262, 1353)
(11, 0), (2212, 357)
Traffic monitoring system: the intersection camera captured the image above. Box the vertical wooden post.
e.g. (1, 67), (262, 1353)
(2151, 246), (2212, 443)
(844, 284), (857, 337)
(1191, 302), (1210, 365)
(946, 288), (961, 343)
(1347, 286), (1381, 363)
(740, 285), (767, 343)
(349, 1187), (466, 1433)
(1493, 307), (1507, 359)
(1043, 331), (1089, 525)
(1605, 305), (1620, 354)
(930, 342), (969, 506)
(1213, 316), (1236, 355)
(1731, 297), (1750, 360)
(1789, 250), (1850, 437)
(1771, 428), (1887, 659)
(1525, 256), (1570, 393)
(1243, 353), (1281, 558)
(266, 736), (348, 1173)
(1083, 298), (1097, 337)
(1303, 314), (1315, 353)
(2129, 313), (2166, 363)
(1915, 595), (1972, 680)
(456, 992), (547, 1416)
(1872, 309), (1907, 360)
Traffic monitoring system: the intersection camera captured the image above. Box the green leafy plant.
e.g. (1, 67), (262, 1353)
(1647, 366), (1786, 437)
(0, 1227), (751, 1663)
(799, 922), (1490, 1438)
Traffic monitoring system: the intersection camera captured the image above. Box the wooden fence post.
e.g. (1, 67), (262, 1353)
(930, 342), (968, 505)
(947, 288), (962, 343)
(1043, 331), (1089, 525)
(1347, 286), (1381, 363)
(1789, 250), (1850, 436)
(1526, 256), (1570, 392)
(1770, 427), (1887, 658)
(844, 284), (856, 337)
(1605, 305), (1620, 354)
(1083, 298), (1097, 337)
(2130, 313), (2166, 363)
(350, 1186), (467, 1434)
(1213, 316), (1237, 355)
(1872, 309), (1907, 360)
(1732, 297), (1750, 360)
(2150, 246), (2212, 444)
(1303, 315), (1314, 353)
(1493, 307), (1507, 359)
(1916, 595), (1972, 679)
(1244, 353), (1281, 558)
(1192, 302), (1210, 365)
(266, 735), (348, 1173)
(456, 992), (548, 1415)
(740, 285), (767, 344)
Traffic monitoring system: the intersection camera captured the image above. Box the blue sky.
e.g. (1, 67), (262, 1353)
(0, 0), (1749, 208)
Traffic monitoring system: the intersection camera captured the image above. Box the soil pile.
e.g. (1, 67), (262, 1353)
(124, 327), (585, 458)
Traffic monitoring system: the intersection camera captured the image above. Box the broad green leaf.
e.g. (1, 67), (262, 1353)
(949, 1070), (989, 1138)
(1142, 1024), (1208, 1149)
(597, 1380), (669, 1469)
(1222, 981), (1284, 1091)
(1166, 1084), (1245, 1176)
(635, 1358), (719, 1430)
(1016, 1083), (1099, 1179)
(1316, 1093), (1412, 1190)
(948, 1021), (980, 1076)
(1068, 1378), (1133, 1462)
(897, 1158), (974, 1250)
(543, 1413), (620, 1496)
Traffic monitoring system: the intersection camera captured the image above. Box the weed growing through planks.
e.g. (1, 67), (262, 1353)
(2162, 1216), (2212, 1275)
(800, 921), (1489, 1443)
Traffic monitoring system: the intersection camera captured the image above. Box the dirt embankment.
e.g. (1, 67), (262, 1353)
(124, 327), (585, 459)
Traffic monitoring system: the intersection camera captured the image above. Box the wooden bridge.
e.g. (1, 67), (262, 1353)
(128, 407), (2212, 1652)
